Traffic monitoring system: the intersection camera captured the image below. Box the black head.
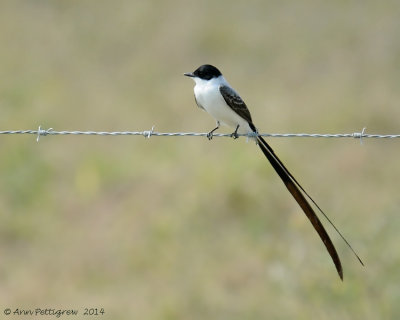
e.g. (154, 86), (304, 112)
(184, 64), (222, 80)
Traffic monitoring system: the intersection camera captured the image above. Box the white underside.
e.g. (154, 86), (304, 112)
(192, 76), (253, 135)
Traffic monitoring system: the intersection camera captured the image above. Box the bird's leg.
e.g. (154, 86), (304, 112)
(207, 121), (220, 140)
(230, 124), (240, 139)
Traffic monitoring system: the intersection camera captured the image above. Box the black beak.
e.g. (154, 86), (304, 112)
(184, 72), (194, 77)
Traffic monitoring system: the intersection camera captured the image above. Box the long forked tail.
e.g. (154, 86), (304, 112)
(256, 134), (343, 280)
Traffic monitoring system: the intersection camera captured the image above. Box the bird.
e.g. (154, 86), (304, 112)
(184, 64), (363, 280)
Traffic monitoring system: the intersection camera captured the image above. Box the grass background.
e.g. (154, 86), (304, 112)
(1, 0), (400, 319)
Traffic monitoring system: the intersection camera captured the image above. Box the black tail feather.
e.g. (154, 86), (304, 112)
(256, 135), (344, 280)
(256, 133), (364, 267)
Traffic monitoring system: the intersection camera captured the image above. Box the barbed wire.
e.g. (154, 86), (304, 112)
(0, 126), (399, 142)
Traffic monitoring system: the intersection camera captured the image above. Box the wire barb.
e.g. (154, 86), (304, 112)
(353, 127), (367, 145)
(360, 127), (367, 145)
(36, 126), (53, 142)
(142, 125), (155, 139)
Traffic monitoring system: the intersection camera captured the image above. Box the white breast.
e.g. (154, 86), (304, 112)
(193, 76), (252, 134)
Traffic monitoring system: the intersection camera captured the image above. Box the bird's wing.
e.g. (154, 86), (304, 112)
(219, 85), (253, 124)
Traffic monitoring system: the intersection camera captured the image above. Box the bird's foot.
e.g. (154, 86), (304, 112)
(230, 125), (240, 139)
(207, 122), (220, 140)
(230, 132), (239, 139)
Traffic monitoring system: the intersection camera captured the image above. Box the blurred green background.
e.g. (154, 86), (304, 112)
(1, 0), (400, 319)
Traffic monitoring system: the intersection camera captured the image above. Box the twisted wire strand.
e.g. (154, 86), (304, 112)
(0, 126), (399, 141)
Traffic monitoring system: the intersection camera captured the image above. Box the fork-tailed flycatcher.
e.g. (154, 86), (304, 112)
(184, 64), (363, 280)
